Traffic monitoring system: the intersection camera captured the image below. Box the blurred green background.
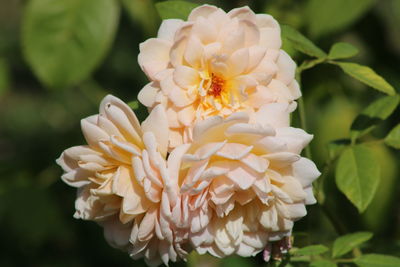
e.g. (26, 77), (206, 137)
(0, 0), (399, 266)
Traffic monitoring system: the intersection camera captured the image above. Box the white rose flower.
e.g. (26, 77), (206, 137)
(57, 95), (190, 266)
(176, 102), (320, 258)
(138, 4), (300, 150)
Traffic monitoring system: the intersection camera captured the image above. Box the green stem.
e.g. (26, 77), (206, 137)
(296, 69), (312, 160)
(298, 96), (312, 160)
(315, 146), (343, 205)
(296, 58), (366, 262)
(297, 60), (349, 239)
(314, 162), (329, 204)
(316, 157), (348, 235)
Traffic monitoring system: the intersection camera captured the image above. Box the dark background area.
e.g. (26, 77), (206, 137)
(0, 0), (399, 266)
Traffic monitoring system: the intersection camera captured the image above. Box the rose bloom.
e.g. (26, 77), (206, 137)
(56, 95), (190, 266)
(138, 4), (300, 150)
(176, 102), (320, 258)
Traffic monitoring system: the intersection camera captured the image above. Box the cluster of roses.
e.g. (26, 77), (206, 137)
(57, 5), (320, 266)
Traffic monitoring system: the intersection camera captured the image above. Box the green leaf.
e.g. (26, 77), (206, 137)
(336, 145), (380, 213)
(350, 95), (400, 140)
(362, 145), (398, 231)
(385, 124), (400, 149)
(219, 255), (252, 267)
(328, 42), (359, 59)
(155, 0), (200, 20)
(298, 57), (326, 72)
(122, 0), (159, 35)
(337, 62), (396, 95)
(281, 25), (327, 58)
(354, 254), (400, 267)
(310, 260), (337, 267)
(328, 139), (351, 160)
(290, 256), (311, 262)
(306, 0), (376, 38)
(332, 232), (373, 258)
(294, 245), (329, 256)
(22, 0), (120, 88)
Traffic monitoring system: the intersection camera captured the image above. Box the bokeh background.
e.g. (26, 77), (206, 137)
(0, 0), (399, 266)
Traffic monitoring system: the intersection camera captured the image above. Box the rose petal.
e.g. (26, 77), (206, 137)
(184, 36), (204, 69)
(188, 4), (219, 21)
(276, 50), (296, 85)
(141, 104), (169, 157)
(192, 16), (218, 44)
(292, 157), (321, 187)
(173, 65), (200, 89)
(138, 82), (160, 107)
(227, 47), (249, 77)
(138, 38), (171, 80)
(157, 19), (183, 41)
(228, 6), (256, 22)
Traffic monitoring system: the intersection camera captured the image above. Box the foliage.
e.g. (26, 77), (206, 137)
(328, 42), (359, 60)
(156, 0), (200, 20)
(1, 0), (400, 266)
(305, 0), (376, 38)
(337, 63), (396, 96)
(22, 0), (120, 88)
(336, 145), (380, 213)
(385, 124), (400, 149)
(332, 232), (373, 258)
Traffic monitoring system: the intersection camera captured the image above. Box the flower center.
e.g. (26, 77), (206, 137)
(207, 74), (225, 98)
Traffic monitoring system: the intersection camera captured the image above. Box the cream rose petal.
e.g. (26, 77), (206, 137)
(179, 104), (320, 258)
(57, 95), (190, 266)
(137, 4), (302, 150)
